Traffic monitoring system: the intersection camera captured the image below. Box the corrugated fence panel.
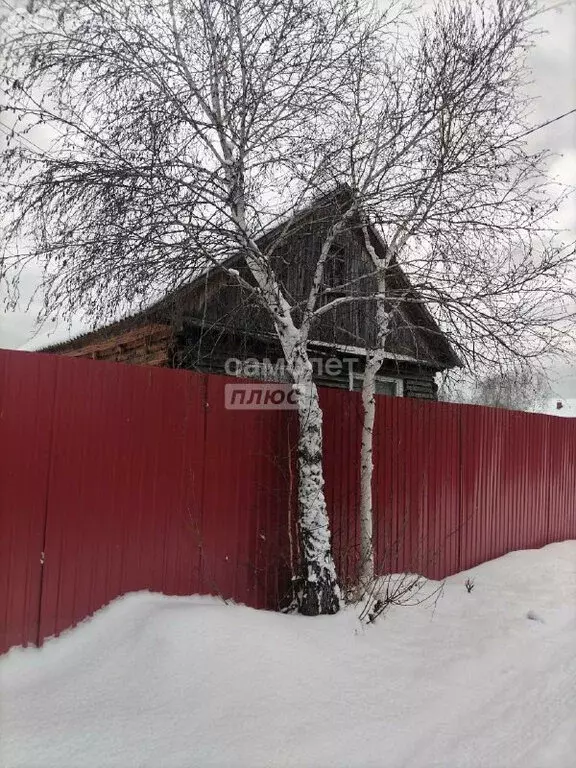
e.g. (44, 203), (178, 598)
(417, 399), (461, 580)
(547, 417), (576, 544)
(371, 397), (461, 580)
(320, 387), (362, 591)
(513, 412), (551, 551)
(460, 405), (508, 570)
(493, 410), (549, 558)
(460, 407), (555, 571)
(202, 375), (262, 607)
(0, 350), (57, 649)
(199, 376), (293, 609)
(374, 396), (415, 576)
(38, 356), (207, 640)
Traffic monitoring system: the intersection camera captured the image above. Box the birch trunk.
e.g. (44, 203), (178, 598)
(288, 343), (340, 615)
(359, 352), (379, 587)
(358, 270), (389, 594)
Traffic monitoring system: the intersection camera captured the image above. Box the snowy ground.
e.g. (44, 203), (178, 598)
(1, 542), (575, 768)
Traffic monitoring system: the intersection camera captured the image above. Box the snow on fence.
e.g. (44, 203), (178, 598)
(1, 348), (575, 652)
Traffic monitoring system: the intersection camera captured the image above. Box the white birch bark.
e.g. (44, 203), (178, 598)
(359, 330), (388, 587)
(283, 339), (340, 614)
(358, 236), (390, 594)
(359, 352), (378, 587)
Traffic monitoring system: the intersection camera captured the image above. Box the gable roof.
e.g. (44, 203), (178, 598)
(41, 192), (461, 370)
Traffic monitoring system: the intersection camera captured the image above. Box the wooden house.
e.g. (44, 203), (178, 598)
(42, 193), (460, 399)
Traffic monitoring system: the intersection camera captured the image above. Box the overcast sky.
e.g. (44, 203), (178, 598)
(1, 0), (575, 392)
(524, 1), (576, 399)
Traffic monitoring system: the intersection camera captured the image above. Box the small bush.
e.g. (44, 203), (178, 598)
(354, 573), (444, 625)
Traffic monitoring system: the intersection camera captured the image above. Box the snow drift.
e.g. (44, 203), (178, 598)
(1, 542), (575, 768)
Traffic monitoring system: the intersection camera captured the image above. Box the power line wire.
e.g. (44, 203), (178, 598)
(500, 108), (576, 149)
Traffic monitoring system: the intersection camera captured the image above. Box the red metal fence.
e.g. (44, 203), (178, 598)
(1, 348), (575, 652)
